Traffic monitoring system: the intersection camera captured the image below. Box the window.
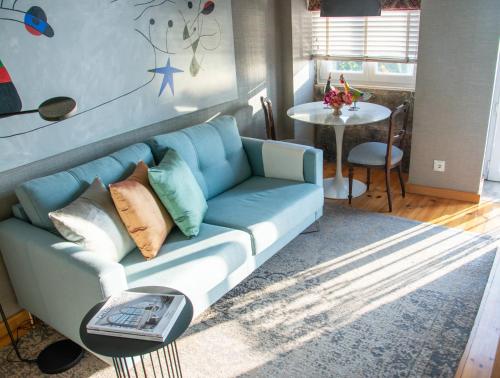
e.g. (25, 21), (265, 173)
(376, 62), (413, 75)
(313, 10), (420, 89)
(318, 60), (416, 89)
(334, 61), (363, 73)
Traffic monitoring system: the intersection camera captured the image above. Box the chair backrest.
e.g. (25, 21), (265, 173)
(260, 96), (277, 140)
(386, 101), (410, 167)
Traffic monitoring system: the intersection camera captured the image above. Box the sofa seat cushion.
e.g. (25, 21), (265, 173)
(121, 223), (252, 310)
(204, 176), (323, 255)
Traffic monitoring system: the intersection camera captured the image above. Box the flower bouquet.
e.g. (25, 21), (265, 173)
(323, 86), (353, 116)
(340, 74), (372, 111)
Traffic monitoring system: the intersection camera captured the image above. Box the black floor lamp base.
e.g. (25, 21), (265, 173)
(0, 303), (84, 374)
(37, 340), (84, 375)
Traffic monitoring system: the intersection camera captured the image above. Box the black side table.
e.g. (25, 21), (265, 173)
(80, 286), (193, 378)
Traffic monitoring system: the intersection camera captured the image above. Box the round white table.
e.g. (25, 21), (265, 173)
(287, 101), (391, 199)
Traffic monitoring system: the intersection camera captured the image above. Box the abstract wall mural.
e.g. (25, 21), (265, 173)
(0, 0), (237, 172)
(0, 59), (22, 115)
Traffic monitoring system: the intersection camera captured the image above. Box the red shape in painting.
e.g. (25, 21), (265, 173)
(202, 1), (215, 15)
(0, 66), (12, 84)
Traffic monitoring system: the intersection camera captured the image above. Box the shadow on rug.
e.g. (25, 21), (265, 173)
(0, 202), (497, 378)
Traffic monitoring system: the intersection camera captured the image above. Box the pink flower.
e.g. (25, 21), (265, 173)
(324, 87), (353, 108)
(342, 92), (353, 105)
(323, 88), (339, 105)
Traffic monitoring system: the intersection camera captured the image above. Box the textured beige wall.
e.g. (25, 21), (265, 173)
(0, 0), (287, 317)
(408, 0), (500, 193)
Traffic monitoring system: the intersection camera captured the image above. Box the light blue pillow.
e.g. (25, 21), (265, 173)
(148, 149), (207, 237)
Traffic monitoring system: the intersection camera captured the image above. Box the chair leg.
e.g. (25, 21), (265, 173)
(348, 166), (354, 205)
(385, 168), (393, 212)
(366, 168), (371, 191)
(313, 125), (320, 148)
(398, 165), (406, 198)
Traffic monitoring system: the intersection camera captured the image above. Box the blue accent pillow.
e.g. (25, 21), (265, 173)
(148, 150), (207, 237)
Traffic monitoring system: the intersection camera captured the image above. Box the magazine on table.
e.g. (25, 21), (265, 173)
(86, 291), (186, 342)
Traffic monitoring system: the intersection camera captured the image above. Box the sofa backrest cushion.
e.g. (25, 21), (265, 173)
(16, 143), (154, 231)
(146, 116), (251, 200)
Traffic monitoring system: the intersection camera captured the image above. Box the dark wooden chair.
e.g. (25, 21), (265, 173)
(260, 96), (311, 145)
(347, 101), (410, 212)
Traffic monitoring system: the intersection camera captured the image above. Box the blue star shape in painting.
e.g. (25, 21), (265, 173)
(148, 58), (183, 96)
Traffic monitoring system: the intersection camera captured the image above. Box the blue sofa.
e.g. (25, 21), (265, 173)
(0, 116), (323, 350)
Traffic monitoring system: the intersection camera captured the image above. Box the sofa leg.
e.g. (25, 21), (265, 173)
(28, 311), (35, 326)
(301, 220), (320, 234)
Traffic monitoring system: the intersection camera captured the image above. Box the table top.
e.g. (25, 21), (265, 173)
(79, 286), (193, 358)
(287, 101), (391, 127)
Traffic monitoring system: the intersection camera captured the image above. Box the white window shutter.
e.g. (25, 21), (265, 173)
(312, 10), (420, 63)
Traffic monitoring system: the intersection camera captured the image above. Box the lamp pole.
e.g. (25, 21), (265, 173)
(0, 302), (32, 362)
(0, 96), (83, 374)
(0, 109), (39, 119)
(0, 96), (77, 121)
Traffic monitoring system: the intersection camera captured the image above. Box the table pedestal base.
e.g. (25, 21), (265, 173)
(112, 341), (182, 378)
(324, 177), (367, 200)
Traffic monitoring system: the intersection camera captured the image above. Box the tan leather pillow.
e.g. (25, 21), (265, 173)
(109, 161), (174, 259)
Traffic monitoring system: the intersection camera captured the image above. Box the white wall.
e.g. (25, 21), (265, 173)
(409, 0), (500, 193)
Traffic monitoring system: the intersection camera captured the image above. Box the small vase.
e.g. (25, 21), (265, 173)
(333, 106), (342, 116)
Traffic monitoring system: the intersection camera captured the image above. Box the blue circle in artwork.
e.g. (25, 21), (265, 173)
(24, 6), (54, 37)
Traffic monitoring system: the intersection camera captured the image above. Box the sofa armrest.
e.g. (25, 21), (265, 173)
(303, 148), (323, 186)
(0, 218), (127, 344)
(241, 137), (323, 186)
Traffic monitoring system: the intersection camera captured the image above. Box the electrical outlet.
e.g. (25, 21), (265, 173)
(433, 160), (446, 172)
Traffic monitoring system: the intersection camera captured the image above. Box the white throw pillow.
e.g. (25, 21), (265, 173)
(262, 140), (306, 182)
(49, 177), (135, 262)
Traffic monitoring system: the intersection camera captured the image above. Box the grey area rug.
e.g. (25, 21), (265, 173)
(0, 202), (497, 378)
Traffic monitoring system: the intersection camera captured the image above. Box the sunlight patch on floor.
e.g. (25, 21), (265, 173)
(179, 320), (275, 377)
(176, 220), (498, 378)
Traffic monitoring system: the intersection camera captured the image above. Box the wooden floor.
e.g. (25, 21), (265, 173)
(324, 163), (500, 236)
(324, 162), (500, 378)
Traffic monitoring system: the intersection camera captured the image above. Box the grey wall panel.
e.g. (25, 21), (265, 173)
(409, 0), (500, 193)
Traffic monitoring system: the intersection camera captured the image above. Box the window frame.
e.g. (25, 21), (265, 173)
(313, 9), (420, 90)
(316, 60), (417, 90)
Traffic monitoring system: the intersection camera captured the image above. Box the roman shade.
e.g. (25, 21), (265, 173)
(312, 10), (420, 63)
(308, 0), (421, 11)
(320, 0), (381, 17)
